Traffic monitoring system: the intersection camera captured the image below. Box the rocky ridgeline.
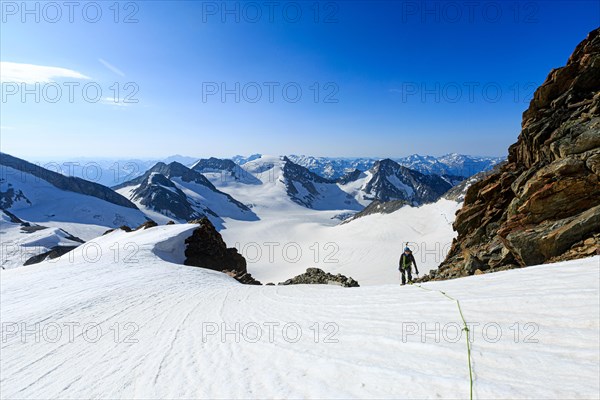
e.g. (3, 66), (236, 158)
(422, 28), (600, 282)
(277, 267), (360, 287)
(184, 218), (261, 285)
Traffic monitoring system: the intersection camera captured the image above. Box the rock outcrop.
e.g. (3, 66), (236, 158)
(184, 218), (261, 285)
(134, 220), (158, 231)
(279, 267), (360, 287)
(103, 225), (134, 235)
(423, 28), (600, 281)
(24, 246), (80, 266)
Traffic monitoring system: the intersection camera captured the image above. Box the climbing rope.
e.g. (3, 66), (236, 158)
(412, 283), (474, 400)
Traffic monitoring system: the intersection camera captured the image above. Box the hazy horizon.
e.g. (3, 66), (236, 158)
(9, 151), (507, 163)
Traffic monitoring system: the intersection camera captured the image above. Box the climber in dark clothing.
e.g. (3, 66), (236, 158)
(399, 247), (419, 285)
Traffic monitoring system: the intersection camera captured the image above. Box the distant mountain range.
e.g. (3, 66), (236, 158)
(26, 155), (199, 188)
(1, 151), (503, 239)
(195, 155), (455, 210)
(286, 153), (504, 179)
(32, 153), (503, 187)
(1, 151), (496, 269)
(0, 149), (490, 267)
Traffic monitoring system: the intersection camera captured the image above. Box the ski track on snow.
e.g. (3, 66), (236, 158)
(1, 226), (598, 399)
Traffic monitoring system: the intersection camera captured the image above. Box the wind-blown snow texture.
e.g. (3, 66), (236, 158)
(1, 225), (598, 399)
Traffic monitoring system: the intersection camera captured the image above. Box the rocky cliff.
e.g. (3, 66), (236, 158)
(423, 28), (600, 281)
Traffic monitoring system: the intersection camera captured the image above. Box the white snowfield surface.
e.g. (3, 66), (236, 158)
(222, 198), (460, 286)
(200, 156), (461, 285)
(1, 225), (598, 399)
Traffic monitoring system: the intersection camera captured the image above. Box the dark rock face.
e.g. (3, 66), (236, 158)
(184, 218), (261, 285)
(2, 209), (25, 224)
(336, 168), (364, 185)
(24, 246), (79, 266)
(281, 156), (335, 208)
(441, 174), (469, 187)
(363, 159), (452, 204)
(0, 153), (138, 210)
(133, 172), (208, 221)
(193, 157), (239, 172)
(424, 29), (600, 282)
(0, 186), (32, 209)
(280, 157), (363, 210)
(145, 162), (235, 195)
(279, 267), (359, 287)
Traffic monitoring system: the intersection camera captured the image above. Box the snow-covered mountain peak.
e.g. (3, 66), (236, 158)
(115, 162), (257, 226)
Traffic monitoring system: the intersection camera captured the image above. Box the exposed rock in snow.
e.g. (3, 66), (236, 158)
(279, 267), (359, 287)
(184, 217), (261, 285)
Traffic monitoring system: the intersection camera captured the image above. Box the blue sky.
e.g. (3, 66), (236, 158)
(1, 1), (598, 159)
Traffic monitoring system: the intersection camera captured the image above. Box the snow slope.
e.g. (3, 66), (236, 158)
(0, 166), (147, 240)
(1, 225), (598, 399)
(221, 198), (460, 285)
(0, 212), (83, 270)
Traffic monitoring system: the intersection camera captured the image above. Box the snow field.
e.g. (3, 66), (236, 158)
(1, 224), (598, 399)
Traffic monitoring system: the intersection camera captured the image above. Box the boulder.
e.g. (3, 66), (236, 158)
(184, 217), (261, 285)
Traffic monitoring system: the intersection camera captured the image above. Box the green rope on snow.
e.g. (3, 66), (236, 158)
(413, 284), (474, 400)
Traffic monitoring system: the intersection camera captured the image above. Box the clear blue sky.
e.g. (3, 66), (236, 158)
(1, 1), (598, 159)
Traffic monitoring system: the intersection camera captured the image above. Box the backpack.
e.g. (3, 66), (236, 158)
(401, 253), (412, 269)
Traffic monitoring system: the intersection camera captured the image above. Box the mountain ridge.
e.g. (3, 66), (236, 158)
(114, 161), (257, 225)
